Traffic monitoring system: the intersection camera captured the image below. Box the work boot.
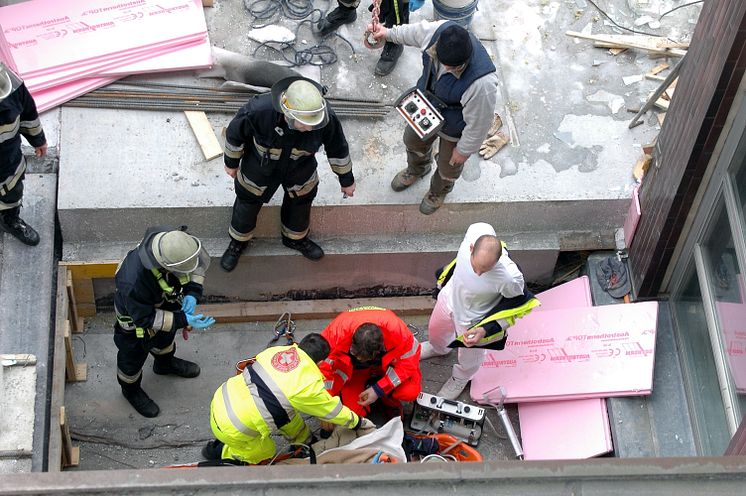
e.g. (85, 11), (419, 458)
(202, 439), (225, 461)
(419, 341), (448, 360)
(0, 210), (39, 246)
(419, 190), (446, 215)
(120, 381), (160, 418)
(375, 42), (404, 76)
(437, 377), (470, 401)
(220, 239), (248, 272)
(282, 236), (324, 260)
(390, 166), (431, 192)
(317, 6), (357, 37)
(153, 355), (201, 378)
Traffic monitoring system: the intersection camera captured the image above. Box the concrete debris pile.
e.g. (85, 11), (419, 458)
(0, 0), (213, 112)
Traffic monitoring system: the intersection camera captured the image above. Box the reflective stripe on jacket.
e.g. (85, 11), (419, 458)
(320, 307), (422, 396)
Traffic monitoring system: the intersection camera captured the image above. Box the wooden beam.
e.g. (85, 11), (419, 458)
(202, 0), (214, 6)
(48, 267), (68, 471)
(64, 320), (87, 383)
(59, 407), (79, 468)
(567, 31), (687, 57)
(65, 271), (83, 333)
(184, 111), (223, 161)
(60, 261), (118, 279)
(199, 296), (436, 323)
(60, 261), (118, 317)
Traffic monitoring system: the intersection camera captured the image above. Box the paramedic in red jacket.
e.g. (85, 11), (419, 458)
(320, 307), (422, 417)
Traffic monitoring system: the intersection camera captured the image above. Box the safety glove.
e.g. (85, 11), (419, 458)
(479, 133), (509, 160)
(409, 0), (425, 11)
(181, 295), (197, 315)
(354, 417), (376, 431)
(186, 313), (216, 330)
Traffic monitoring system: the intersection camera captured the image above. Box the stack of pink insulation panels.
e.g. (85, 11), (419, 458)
(470, 276), (659, 460)
(0, 0), (213, 112)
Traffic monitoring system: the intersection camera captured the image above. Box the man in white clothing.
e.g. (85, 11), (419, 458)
(421, 223), (540, 399)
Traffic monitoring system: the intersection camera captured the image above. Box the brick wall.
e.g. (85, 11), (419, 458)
(629, 0), (746, 297)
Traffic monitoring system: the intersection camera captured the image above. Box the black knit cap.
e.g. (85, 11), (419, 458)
(436, 24), (473, 66)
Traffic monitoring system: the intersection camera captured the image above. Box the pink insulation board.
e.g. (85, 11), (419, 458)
(471, 301), (659, 403)
(518, 399), (612, 460)
(0, 0), (207, 77)
(34, 76), (119, 113)
(623, 184), (641, 249)
(515, 276), (613, 460)
(97, 36), (212, 76)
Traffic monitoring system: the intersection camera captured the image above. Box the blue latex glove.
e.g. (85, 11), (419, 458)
(181, 295), (197, 315)
(186, 313), (215, 330)
(409, 0), (424, 12)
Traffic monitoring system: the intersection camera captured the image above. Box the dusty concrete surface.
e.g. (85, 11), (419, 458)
(65, 312), (520, 470)
(0, 174), (58, 472)
(55, 0), (700, 254)
(0, 364), (36, 474)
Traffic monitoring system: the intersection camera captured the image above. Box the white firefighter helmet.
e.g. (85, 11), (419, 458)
(0, 65), (12, 101)
(150, 230), (204, 275)
(271, 76), (329, 129)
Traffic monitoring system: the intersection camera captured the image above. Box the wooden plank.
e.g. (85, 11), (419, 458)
(608, 48), (627, 56)
(633, 154), (653, 182)
(61, 261), (118, 317)
(568, 31), (686, 57)
(657, 112), (666, 126)
(48, 266), (68, 471)
(650, 63), (669, 75)
(59, 406), (79, 468)
(184, 111), (223, 161)
(60, 261), (118, 279)
(64, 320), (86, 383)
(645, 73), (667, 81)
(654, 97), (670, 110)
(65, 271), (82, 333)
(202, 0), (214, 6)
(199, 296), (436, 323)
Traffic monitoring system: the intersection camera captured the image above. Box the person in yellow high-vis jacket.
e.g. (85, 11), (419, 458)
(204, 333), (371, 464)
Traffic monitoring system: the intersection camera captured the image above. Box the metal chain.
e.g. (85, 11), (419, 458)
(364, 0), (385, 49)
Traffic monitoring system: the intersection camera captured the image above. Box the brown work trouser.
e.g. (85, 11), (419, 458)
(403, 126), (464, 196)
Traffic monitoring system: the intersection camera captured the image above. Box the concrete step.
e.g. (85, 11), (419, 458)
(0, 173), (58, 471)
(57, 103), (641, 252)
(65, 231), (560, 301)
(586, 252), (697, 458)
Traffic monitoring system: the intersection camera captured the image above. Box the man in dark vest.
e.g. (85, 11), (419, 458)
(365, 21), (498, 215)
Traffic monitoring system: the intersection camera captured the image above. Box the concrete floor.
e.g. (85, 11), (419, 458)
(66, 313), (520, 470)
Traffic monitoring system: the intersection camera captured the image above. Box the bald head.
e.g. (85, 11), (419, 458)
(470, 235), (502, 276)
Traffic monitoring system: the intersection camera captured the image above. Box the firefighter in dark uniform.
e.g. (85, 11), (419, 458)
(0, 63), (47, 246)
(114, 227), (215, 417)
(220, 76), (355, 272)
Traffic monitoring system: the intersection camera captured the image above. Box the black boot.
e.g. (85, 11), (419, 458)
(202, 439), (225, 461)
(317, 6), (357, 37)
(220, 239), (247, 272)
(0, 209), (39, 246)
(120, 378), (160, 418)
(282, 236), (324, 260)
(153, 354), (201, 378)
(375, 42), (403, 76)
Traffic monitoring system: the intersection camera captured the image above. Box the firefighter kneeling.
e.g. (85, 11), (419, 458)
(204, 334), (373, 464)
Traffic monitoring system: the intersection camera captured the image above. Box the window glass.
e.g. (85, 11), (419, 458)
(701, 196), (746, 428)
(672, 265), (731, 455)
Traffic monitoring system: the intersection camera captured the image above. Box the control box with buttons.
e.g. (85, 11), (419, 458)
(395, 87), (444, 140)
(409, 391), (485, 446)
